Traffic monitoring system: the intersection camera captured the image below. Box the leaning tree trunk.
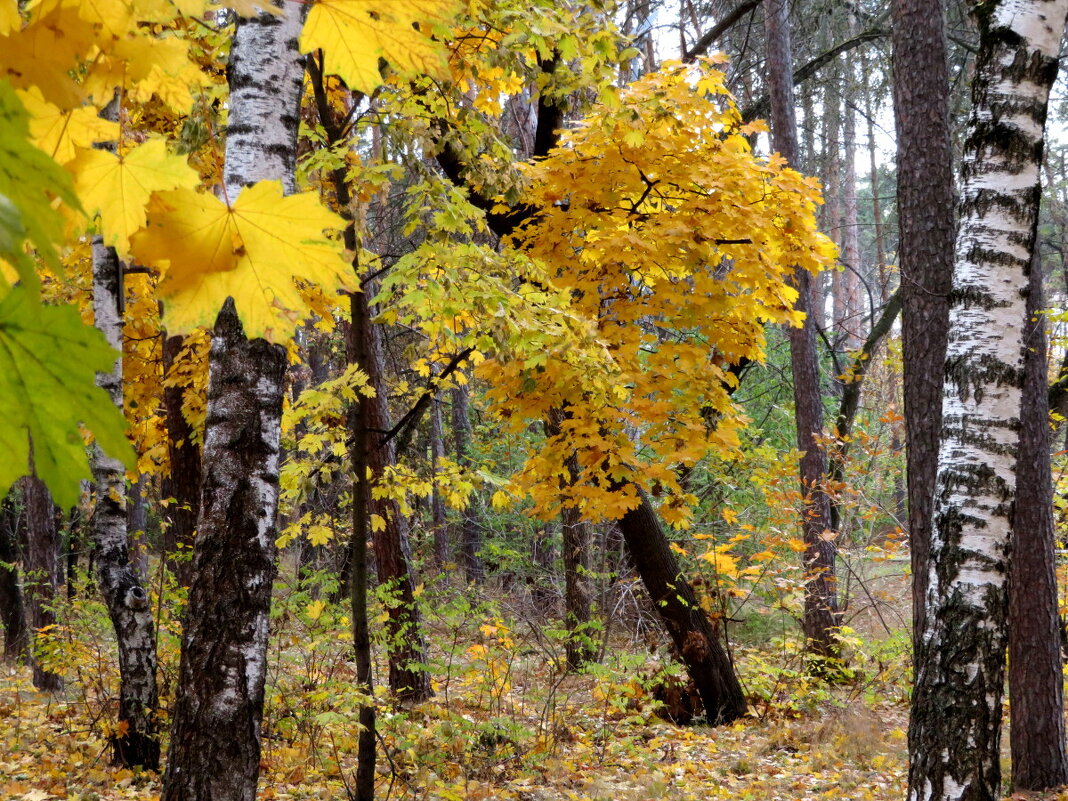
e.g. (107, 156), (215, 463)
(618, 488), (746, 725)
(0, 496), (29, 663)
(23, 473), (62, 692)
(162, 5), (306, 800)
(906, 2), (1068, 799)
(1008, 251), (1068, 791)
(890, 0), (955, 653)
(90, 239), (160, 769)
(763, 0), (839, 660)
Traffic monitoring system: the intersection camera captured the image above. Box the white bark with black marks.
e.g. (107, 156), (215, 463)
(907, 1), (1068, 798)
(163, 4), (307, 799)
(90, 239), (160, 769)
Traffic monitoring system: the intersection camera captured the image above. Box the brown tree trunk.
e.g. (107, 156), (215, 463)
(161, 332), (202, 587)
(547, 407), (596, 670)
(1008, 253), (1068, 791)
(0, 497), (29, 663)
(763, 0), (840, 660)
(890, 0), (954, 650)
(349, 289), (432, 703)
(617, 488), (746, 725)
(23, 473), (62, 691)
(428, 392), (449, 571)
(451, 383), (484, 584)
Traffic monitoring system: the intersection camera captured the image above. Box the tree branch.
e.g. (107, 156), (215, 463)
(683, 0), (762, 63)
(742, 27), (889, 122)
(384, 347), (476, 454)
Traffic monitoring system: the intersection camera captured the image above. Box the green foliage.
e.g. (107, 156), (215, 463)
(0, 81), (80, 286)
(0, 287), (132, 508)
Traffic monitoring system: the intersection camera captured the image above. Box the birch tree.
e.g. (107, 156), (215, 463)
(162, 6), (308, 799)
(90, 240), (159, 769)
(907, 1), (1068, 797)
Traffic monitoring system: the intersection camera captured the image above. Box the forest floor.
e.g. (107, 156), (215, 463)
(0, 564), (1064, 801)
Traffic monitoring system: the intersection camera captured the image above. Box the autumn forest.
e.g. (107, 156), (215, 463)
(0, 0), (1066, 799)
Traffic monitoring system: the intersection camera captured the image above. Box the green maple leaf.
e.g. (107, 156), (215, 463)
(0, 287), (133, 508)
(0, 80), (81, 288)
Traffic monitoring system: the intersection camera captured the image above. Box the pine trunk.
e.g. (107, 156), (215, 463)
(90, 239), (160, 769)
(906, 1), (1068, 798)
(1008, 252), (1068, 790)
(763, 0), (839, 660)
(617, 488), (746, 725)
(890, 0), (955, 649)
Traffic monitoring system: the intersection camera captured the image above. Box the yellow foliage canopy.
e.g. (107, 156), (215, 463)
(484, 61), (836, 523)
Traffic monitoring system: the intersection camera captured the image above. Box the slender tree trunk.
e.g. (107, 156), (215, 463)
(23, 473), (62, 691)
(547, 407), (596, 670)
(891, 0), (955, 652)
(841, 36), (863, 349)
(617, 488), (746, 725)
(90, 239), (160, 769)
(161, 332), (202, 586)
(126, 474), (149, 583)
(451, 383), (484, 584)
(347, 323), (376, 800)
(907, 2), (1068, 798)
(0, 497), (29, 663)
(1008, 252), (1068, 790)
(349, 289), (432, 702)
(763, 0), (839, 660)
(163, 6), (306, 799)
(429, 392), (449, 571)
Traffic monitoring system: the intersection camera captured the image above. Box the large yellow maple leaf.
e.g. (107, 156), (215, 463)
(131, 181), (354, 342)
(69, 136), (199, 254)
(16, 86), (118, 164)
(300, 0), (455, 93)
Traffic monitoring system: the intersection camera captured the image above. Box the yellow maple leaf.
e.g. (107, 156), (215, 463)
(301, 0), (455, 93)
(16, 86), (118, 164)
(133, 181), (354, 342)
(69, 136), (199, 254)
(0, 0), (18, 34)
(305, 599), (326, 621)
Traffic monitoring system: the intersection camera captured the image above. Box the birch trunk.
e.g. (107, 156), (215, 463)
(906, 1), (1068, 798)
(163, 5), (306, 800)
(90, 239), (160, 769)
(763, 0), (840, 660)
